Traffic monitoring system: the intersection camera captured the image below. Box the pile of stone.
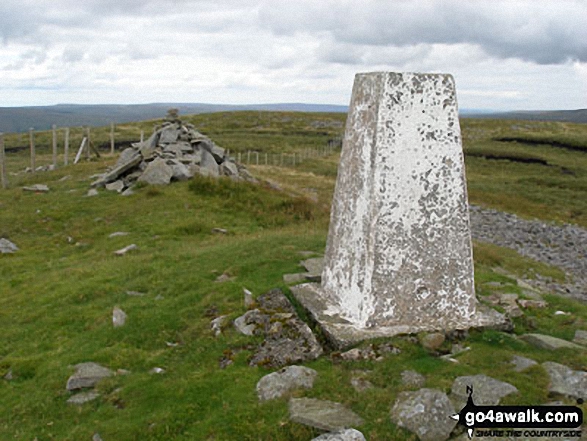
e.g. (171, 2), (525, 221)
(90, 117), (254, 193)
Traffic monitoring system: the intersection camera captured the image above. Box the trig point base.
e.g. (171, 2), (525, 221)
(291, 72), (507, 349)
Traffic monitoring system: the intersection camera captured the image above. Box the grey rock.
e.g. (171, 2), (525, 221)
(350, 372), (374, 392)
(149, 367), (165, 374)
(159, 126), (179, 144)
(200, 150), (219, 177)
(573, 330), (587, 346)
(23, 184), (49, 192)
(170, 162), (192, 181)
(451, 374), (518, 409)
(215, 273), (232, 283)
(4, 369), (13, 380)
(113, 307), (127, 327)
(92, 153), (142, 187)
(113, 147), (138, 169)
(390, 388), (456, 441)
(126, 290), (144, 296)
(420, 332), (445, 351)
(256, 365), (317, 401)
(114, 244), (138, 256)
(67, 391), (100, 405)
(520, 333), (585, 350)
(289, 398), (364, 432)
(92, 433), (104, 441)
(234, 309), (262, 336)
(137, 158), (173, 185)
(66, 362), (113, 391)
(543, 361), (587, 399)
(243, 288), (254, 309)
(86, 188), (99, 197)
(105, 180), (124, 193)
(220, 161), (238, 176)
(517, 299), (547, 309)
(300, 257), (325, 275)
(109, 231), (129, 238)
(0, 238), (18, 254)
(311, 429), (366, 441)
(511, 355), (537, 372)
(211, 315), (228, 337)
(121, 187), (135, 196)
(401, 370), (426, 388)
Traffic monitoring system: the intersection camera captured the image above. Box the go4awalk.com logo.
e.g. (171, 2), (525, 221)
(451, 386), (583, 439)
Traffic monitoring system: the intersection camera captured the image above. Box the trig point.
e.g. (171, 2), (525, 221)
(291, 72), (506, 348)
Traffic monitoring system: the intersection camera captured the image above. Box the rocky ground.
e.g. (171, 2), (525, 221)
(470, 205), (587, 301)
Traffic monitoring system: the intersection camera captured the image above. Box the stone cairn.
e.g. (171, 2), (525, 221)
(91, 109), (254, 192)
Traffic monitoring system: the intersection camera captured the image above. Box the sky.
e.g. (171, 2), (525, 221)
(0, 0), (586, 111)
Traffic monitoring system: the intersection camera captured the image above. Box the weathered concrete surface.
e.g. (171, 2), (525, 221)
(292, 72), (507, 347)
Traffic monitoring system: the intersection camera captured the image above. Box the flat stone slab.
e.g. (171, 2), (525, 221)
(390, 388), (456, 441)
(66, 362), (113, 391)
(511, 355), (537, 372)
(291, 283), (508, 349)
(289, 398), (364, 432)
(67, 391), (100, 405)
(520, 333), (585, 350)
(256, 365), (317, 401)
(137, 158), (173, 185)
(300, 257), (324, 276)
(311, 429), (366, 441)
(542, 361), (587, 399)
(451, 374), (518, 409)
(573, 329), (587, 346)
(23, 184), (49, 192)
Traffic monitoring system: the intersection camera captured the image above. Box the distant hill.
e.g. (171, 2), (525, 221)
(0, 103), (349, 133)
(466, 109), (587, 124)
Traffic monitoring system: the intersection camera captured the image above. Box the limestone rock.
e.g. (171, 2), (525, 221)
(87, 189), (99, 197)
(401, 370), (426, 388)
(234, 309), (263, 336)
(23, 184), (49, 192)
(0, 238), (18, 254)
(92, 153), (141, 187)
(511, 355), (537, 372)
(573, 330), (587, 346)
(390, 388), (456, 441)
(200, 150), (219, 177)
(105, 180), (124, 193)
(350, 371), (374, 392)
(113, 147), (138, 169)
(289, 398), (364, 432)
(311, 429), (366, 441)
(420, 332), (446, 351)
(114, 244), (138, 256)
(243, 288), (254, 309)
(283, 273), (311, 284)
(451, 374), (518, 409)
(210, 315), (227, 337)
(66, 362), (113, 391)
(520, 333), (584, 350)
(170, 162), (192, 181)
(256, 365), (317, 401)
(300, 257), (325, 276)
(137, 158), (173, 185)
(220, 161), (238, 176)
(113, 307), (127, 327)
(542, 361), (587, 399)
(67, 391), (100, 405)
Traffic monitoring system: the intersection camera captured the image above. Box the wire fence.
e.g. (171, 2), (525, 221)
(0, 126), (343, 189)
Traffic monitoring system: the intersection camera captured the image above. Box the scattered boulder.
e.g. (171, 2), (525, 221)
(520, 333), (584, 350)
(109, 231), (129, 238)
(22, 184), (49, 192)
(243, 288), (254, 309)
(234, 309), (264, 336)
(66, 362), (113, 391)
(542, 361), (587, 400)
(105, 180), (125, 193)
(573, 330), (587, 346)
(114, 244), (138, 256)
(390, 388), (456, 441)
(67, 391), (100, 405)
(211, 315), (228, 337)
(256, 365), (317, 401)
(401, 370), (426, 389)
(511, 355), (537, 372)
(350, 371), (374, 393)
(300, 257), (325, 280)
(335, 343), (400, 362)
(92, 433), (104, 441)
(112, 307), (127, 327)
(0, 238), (18, 254)
(451, 374), (518, 409)
(517, 299), (547, 309)
(289, 398), (364, 432)
(420, 332), (445, 351)
(311, 429), (366, 441)
(283, 273), (311, 284)
(149, 367), (165, 374)
(87, 189), (99, 197)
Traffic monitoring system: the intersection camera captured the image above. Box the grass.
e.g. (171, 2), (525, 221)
(0, 111), (586, 439)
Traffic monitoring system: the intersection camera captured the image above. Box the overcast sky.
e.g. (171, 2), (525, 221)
(1, 0), (586, 110)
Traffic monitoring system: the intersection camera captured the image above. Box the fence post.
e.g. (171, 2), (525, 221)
(64, 127), (70, 165)
(265, 152), (268, 165)
(255, 151), (259, 165)
(238, 152), (241, 163)
(86, 127), (91, 159)
(110, 123), (115, 155)
(29, 128), (36, 173)
(0, 132), (7, 189)
(52, 124), (57, 169)
(140, 130), (144, 143)
(247, 150), (251, 164)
